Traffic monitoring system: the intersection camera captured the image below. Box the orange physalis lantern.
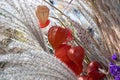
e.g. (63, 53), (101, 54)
(36, 5), (50, 28)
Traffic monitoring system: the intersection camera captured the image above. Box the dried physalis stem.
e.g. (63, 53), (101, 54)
(36, 5), (50, 28)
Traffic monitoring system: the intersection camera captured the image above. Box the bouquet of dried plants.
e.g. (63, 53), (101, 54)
(0, 0), (119, 80)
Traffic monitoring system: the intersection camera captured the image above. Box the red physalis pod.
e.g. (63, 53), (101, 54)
(55, 44), (83, 75)
(87, 61), (101, 74)
(67, 46), (85, 68)
(87, 61), (105, 80)
(54, 44), (71, 64)
(48, 26), (73, 49)
(67, 61), (83, 75)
